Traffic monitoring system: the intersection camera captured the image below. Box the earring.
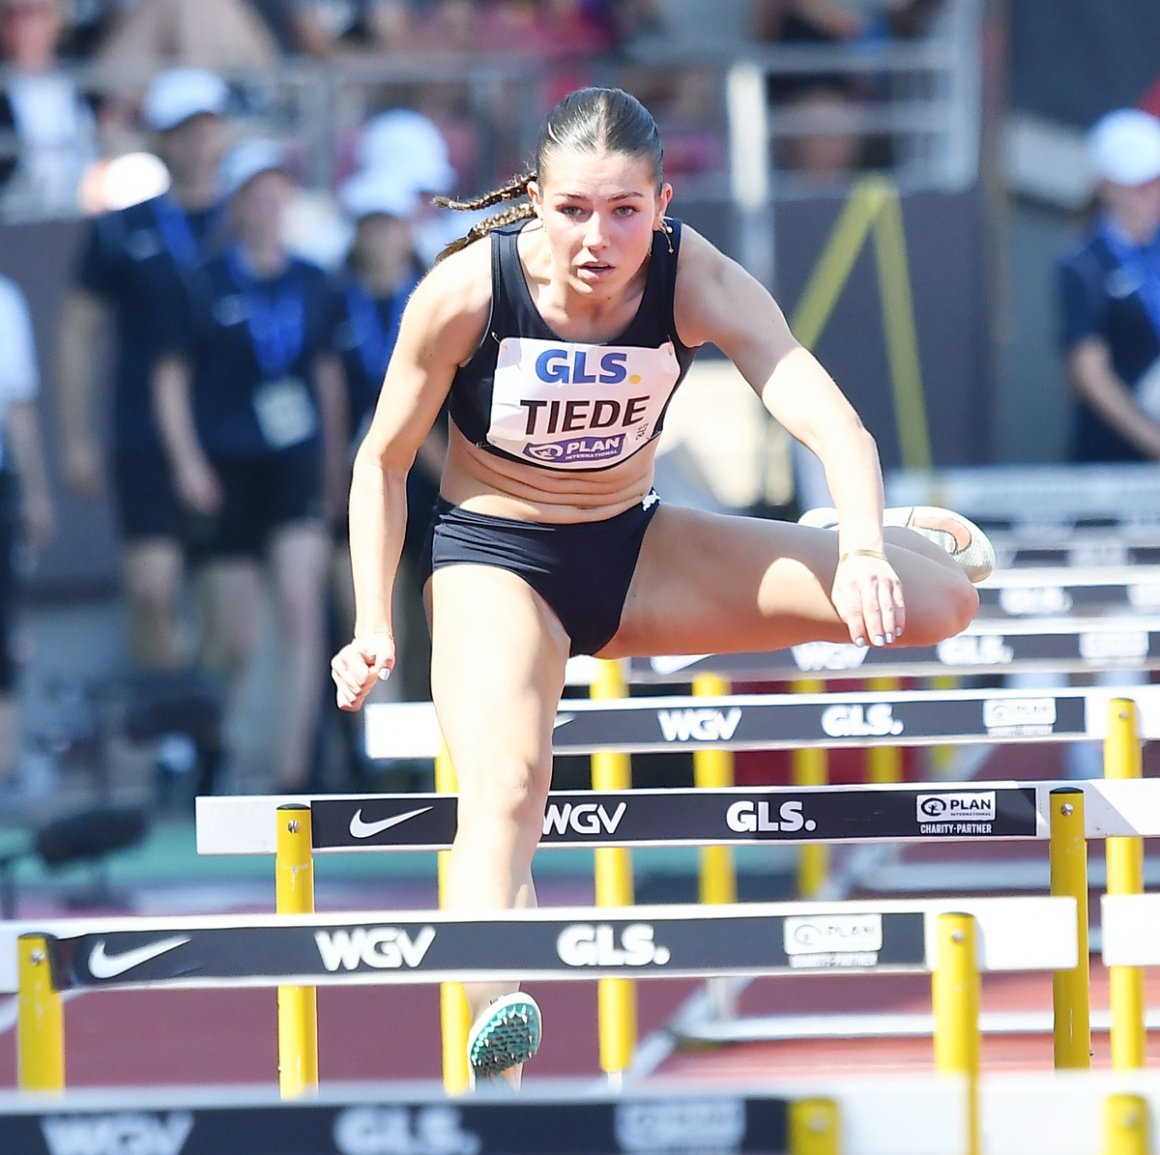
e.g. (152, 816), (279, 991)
(659, 218), (674, 255)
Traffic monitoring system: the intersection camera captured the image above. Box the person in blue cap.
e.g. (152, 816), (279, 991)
(150, 138), (345, 789)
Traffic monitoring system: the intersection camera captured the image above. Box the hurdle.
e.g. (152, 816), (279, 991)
(10, 894), (1077, 1139)
(0, 1075), (974, 1155)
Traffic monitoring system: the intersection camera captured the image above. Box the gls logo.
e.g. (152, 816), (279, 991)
(557, 923), (672, 967)
(726, 800), (817, 834)
(658, 708), (741, 742)
(535, 348), (628, 384)
(334, 1106), (481, 1155)
(820, 703), (903, 738)
(315, 926), (436, 972)
(41, 1112), (193, 1155)
(542, 802), (626, 836)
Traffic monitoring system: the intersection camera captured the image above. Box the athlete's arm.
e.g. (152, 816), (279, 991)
(55, 289), (109, 497)
(674, 228), (887, 554)
(333, 240), (491, 711)
(1066, 337), (1160, 458)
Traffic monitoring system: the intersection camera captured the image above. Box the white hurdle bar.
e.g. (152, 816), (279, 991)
(2, 897), (1077, 994)
(363, 683), (1160, 760)
(0, 1076), (973, 1155)
(195, 777), (1160, 856)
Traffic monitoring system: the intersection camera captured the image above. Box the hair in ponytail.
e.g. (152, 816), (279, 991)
(433, 87), (663, 263)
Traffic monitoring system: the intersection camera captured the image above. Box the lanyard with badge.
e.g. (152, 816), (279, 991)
(1100, 218), (1160, 417)
(344, 277), (415, 384)
(226, 247), (318, 449)
(152, 195), (219, 272)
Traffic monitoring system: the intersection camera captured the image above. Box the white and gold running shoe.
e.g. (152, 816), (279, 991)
(798, 505), (996, 584)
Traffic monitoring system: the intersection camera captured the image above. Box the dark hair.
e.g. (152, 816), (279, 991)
(433, 87), (664, 262)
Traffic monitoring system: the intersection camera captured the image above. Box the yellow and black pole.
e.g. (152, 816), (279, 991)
(791, 678), (828, 896)
(693, 673), (737, 906)
(436, 742), (472, 1095)
(591, 659), (636, 1084)
(1049, 787), (1090, 1070)
(788, 1099), (839, 1155)
(17, 932), (63, 1093)
(275, 802), (318, 1097)
(1105, 699), (1145, 1070)
(932, 912), (980, 1155)
(1104, 1094), (1150, 1155)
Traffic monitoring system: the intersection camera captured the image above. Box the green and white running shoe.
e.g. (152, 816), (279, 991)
(467, 992), (542, 1087)
(798, 504), (995, 584)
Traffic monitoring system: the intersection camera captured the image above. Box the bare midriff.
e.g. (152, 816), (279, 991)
(439, 422), (658, 524)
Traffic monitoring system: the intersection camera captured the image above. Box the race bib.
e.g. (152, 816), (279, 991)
(253, 377), (317, 449)
(488, 336), (681, 470)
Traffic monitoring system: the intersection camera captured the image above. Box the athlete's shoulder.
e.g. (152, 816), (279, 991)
(410, 233), (493, 323)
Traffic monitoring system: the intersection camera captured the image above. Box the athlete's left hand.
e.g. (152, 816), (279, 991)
(830, 551), (905, 647)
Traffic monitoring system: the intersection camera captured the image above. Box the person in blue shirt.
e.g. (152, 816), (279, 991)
(56, 67), (229, 671)
(1057, 108), (1160, 462)
(151, 138), (345, 789)
(330, 86), (991, 1088)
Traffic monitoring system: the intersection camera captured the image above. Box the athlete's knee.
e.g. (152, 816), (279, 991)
(909, 575), (978, 644)
(457, 759), (547, 840)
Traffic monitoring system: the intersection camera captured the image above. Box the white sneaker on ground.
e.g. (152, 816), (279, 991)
(467, 991), (542, 1089)
(798, 505), (995, 584)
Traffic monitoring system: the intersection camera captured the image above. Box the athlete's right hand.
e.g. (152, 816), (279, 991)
(331, 632), (395, 712)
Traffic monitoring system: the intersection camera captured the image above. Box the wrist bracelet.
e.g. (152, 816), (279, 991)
(838, 548), (889, 565)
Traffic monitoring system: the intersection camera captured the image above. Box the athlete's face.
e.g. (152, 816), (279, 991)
(1101, 176), (1160, 244)
(529, 148), (672, 296)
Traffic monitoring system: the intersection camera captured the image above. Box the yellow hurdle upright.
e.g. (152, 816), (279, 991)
(275, 803), (318, 1098)
(591, 660), (636, 1082)
(791, 679), (827, 896)
(436, 744), (472, 1096)
(931, 912), (980, 1155)
(1105, 1093), (1150, 1155)
(789, 1098), (840, 1155)
(1105, 699), (1145, 1071)
(693, 673), (736, 906)
(1049, 787), (1090, 1069)
(17, 932), (63, 1093)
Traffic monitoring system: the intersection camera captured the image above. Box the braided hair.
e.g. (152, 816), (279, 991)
(434, 87), (664, 263)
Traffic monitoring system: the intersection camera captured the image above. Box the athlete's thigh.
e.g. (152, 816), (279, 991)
(606, 504), (846, 658)
(428, 564), (570, 803)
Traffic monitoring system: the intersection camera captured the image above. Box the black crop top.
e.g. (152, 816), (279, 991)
(447, 218), (699, 471)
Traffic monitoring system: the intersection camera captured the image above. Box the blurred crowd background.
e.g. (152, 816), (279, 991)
(0, 0), (1157, 823)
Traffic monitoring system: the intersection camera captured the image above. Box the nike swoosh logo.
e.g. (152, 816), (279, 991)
(348, 806), (433, 839)
(88, 936), (190, 979)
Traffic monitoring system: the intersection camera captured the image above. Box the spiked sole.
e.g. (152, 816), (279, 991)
(467, 992), (543, 1080)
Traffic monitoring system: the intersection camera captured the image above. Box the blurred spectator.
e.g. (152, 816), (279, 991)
(0, 0), (101, 215)
(151, 139), (345, 790)
(1051, 106), (1160, 779)
(1057, 108), (1160, 463)
(332, 164), (437, 717)
(94, 0), (281, 71)
(750, 0), (945, 178)
(248, 0), (413, 59)
(55, 67), (230, 671)
(1140, 75), (1160, 121)
(0, 274), (54, 788)
(55, 0), (129, 58)
(356, 107), (474, 267)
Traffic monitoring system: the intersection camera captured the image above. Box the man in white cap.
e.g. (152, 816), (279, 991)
(55, 67), (230, 678)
